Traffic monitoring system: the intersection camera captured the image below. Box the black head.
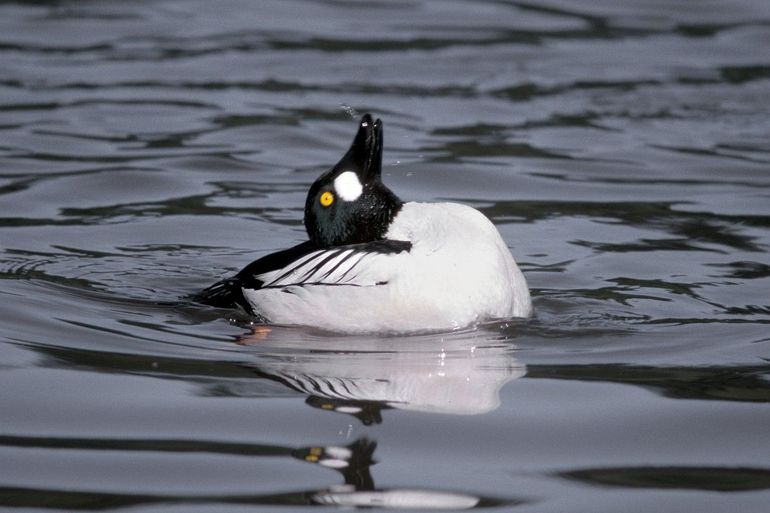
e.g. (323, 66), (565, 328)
(304, 114), (403, 248)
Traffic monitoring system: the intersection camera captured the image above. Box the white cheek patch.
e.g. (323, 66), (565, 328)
(334, 171), (363, 202)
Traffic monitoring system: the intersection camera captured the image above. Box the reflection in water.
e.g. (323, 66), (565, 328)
(557, 466), (770, 492)
(527, 364), (770, 403)
(240, 327), (527, 422)
(3, 327), (527, 509)
(294, 438), (504, 509)
(0, 434), (511, 510)
(240, 328), (527, 507)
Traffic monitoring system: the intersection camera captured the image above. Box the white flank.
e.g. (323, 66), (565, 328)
(334, 171), (363, 201)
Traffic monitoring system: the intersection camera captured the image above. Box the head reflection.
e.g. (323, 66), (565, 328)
(292, 437), (498, 509)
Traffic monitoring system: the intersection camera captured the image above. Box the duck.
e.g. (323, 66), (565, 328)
(195, 114), (531, 333)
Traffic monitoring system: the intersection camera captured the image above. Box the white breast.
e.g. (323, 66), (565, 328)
(247, 202), (531, 333)
(383, 202), (531, 328)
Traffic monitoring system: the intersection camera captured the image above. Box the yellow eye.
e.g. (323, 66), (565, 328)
(319, 191), (334, 207)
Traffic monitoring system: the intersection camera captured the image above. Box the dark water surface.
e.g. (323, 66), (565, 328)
(2, 1), (770, 511)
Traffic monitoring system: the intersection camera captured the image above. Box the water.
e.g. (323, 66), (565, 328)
(1, 1), (769, 511)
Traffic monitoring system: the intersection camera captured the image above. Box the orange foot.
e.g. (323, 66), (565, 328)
(237, 325), (273, 345)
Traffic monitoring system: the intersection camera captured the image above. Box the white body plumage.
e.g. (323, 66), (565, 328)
(244, 201), (531, 333)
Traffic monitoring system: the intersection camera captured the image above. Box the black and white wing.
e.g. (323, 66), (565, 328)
(247, 239), (412, 290)
(194, 239), (411, 313)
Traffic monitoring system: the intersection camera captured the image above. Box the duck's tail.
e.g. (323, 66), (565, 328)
(191, 277), (253, 314)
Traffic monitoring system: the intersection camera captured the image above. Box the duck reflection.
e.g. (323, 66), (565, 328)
(235, 327), (528, 508)
(240, 326), (527, 423)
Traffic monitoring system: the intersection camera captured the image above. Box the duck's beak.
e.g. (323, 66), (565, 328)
(335, 114), (383, 183)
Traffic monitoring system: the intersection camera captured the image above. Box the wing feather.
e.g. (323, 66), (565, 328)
(257, 240), (411, 289)
(195, 239), (412, 314)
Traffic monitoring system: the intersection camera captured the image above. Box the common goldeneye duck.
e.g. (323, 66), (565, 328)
(196, 114), (531, 333)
